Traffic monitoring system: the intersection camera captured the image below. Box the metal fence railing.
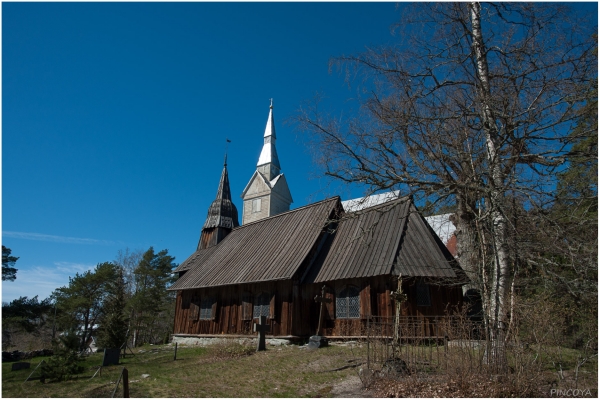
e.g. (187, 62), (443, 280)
(363, 315), (492, 375)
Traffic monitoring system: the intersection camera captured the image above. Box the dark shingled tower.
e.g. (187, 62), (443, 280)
(197, 155), (239, 250)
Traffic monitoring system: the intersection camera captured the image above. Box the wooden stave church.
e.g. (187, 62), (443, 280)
(168, 103), (466, 340)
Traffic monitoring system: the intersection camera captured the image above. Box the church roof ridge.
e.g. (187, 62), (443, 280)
(235, 196), (340, 229)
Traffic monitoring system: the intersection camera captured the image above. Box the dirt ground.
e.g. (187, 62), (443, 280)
(329, 374), (373, 398)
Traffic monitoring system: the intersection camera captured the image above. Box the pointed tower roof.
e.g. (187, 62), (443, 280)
(203, 158), (239, 229)
(263, 99), (276, 139)
(257, 100), (281, 170)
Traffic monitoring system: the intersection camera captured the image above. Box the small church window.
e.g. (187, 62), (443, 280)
(252, 198), (262, 213)
(253, 292), (270, 318)
(416, 283), (431, 307)
(200, 297), (215, 320)
(336, 286), (360, 319)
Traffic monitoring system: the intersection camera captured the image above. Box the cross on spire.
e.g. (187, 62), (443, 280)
(224, 138), (231, 166)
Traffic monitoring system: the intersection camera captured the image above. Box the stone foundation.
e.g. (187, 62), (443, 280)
(171, 335), (293, 347)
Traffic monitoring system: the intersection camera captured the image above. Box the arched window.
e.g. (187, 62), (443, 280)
(253, 292), (270, 318)
(336, 286), (360, 319)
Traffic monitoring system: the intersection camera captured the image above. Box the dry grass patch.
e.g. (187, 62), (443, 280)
(3, 341), (369, 398)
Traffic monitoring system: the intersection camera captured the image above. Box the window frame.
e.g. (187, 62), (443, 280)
(199, 296), (216, 320)
(252, 198), (262, 213)
(335, 285), (360, 319)
(253, 292), (270, 319)
(415, 282), (431, 307)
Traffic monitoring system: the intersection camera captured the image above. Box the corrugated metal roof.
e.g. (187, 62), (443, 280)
(171, 196), (465, 291)
(342, 192), (457, 246)
(305, 199), (411, 283)
(305, 198), (461, 283)
(394, 204), (459, 278)
(168, 197), (339, 290)
(173, 245), (219, 273)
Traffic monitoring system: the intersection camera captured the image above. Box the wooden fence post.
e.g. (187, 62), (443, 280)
(367, 315), (370, 370)
(123, 368), (129, 398)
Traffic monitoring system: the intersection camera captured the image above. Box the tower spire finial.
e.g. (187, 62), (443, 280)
(270, 98), (273, 109)
(224, 138), (231, 166)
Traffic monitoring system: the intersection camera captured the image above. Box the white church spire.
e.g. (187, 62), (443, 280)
(264, 98), (276, 138)
(241, 100), (293, 225)
(256, 99), (281, 179)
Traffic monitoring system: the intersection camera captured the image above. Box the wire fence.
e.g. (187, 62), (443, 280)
(362, 315), (510, 376)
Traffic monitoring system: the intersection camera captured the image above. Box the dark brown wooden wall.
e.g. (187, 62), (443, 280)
(173, 275), (462, 337)
(198, 227), (230, 250)
(174, 280), (296, 336)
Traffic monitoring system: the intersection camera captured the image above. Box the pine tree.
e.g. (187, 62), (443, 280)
(41, 330), (84, 382)
(52, 262), (118, 350)
(2, 245), (18, 281)
(129, 247), (177, 346)
(96, 268), (129, 350)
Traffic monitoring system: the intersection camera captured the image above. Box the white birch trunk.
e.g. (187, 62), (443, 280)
(469, 2), (512, 348)
(455, 195), (480, 294)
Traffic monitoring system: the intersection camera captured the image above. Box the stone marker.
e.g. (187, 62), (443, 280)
(102, 348), (120, 366)
(11, 362), (30, 371)
(308, 335), (328, 349)
(309, 285), (331, 349)
(253, 315), (270, 351)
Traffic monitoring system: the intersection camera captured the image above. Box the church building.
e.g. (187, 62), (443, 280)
(168, 102), (466, 340)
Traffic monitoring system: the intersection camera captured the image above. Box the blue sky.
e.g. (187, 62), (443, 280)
(2, 2), (597, 303)
(2, 2), (405, 302)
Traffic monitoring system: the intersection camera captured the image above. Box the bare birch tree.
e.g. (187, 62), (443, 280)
(297, 2), (596, 353)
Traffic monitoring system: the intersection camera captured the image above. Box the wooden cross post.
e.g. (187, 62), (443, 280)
(253, 315), (270, 351)
(314, 285), (332, 337)
(390, 275), (407, 344)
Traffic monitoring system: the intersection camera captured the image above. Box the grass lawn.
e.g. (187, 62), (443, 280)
(2, 342), (368, 398)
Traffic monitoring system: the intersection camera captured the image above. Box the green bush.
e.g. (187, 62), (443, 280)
(41, 331), (84, 382)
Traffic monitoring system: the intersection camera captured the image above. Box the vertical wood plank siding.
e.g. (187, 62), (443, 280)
(174, 276), (462, 337)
